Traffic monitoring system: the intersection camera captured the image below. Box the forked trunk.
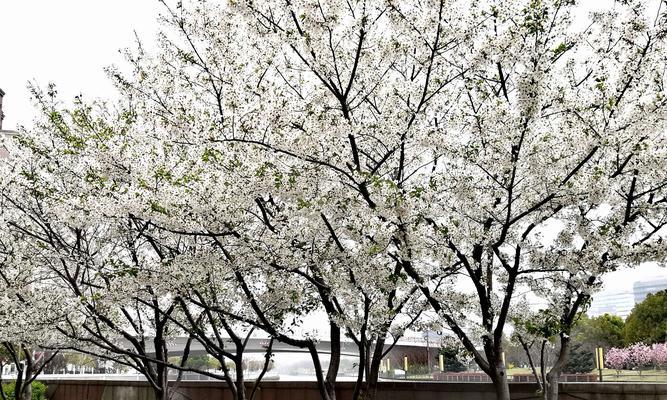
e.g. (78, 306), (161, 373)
(17, 347), (33, 400)
(355, 337), (386, 400)
(308, 343), (335, 400)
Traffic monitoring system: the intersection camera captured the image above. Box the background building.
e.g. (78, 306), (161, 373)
(633, 277), (667, 304)
(0, 87), (17, 158)
(589, 276), (667, 318)
(0, 87), (5, 130)
(588, 291), (636, 318)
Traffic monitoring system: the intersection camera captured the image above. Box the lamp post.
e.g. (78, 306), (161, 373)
(424, 330), (431, 372)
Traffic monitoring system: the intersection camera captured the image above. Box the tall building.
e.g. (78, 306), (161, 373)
(589, 276), (667, 319)
(0, 88), (17, 158)
(633, 277), (667, 304)
(588, 291), (635, 318)
(0, 87), (5, 130)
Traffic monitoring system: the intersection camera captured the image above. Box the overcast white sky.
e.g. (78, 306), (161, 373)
(0, 1), (665, 296)
(0, 0), (160, 129)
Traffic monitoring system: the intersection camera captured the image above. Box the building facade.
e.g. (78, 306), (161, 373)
(0, 87), (5, 130)
(0, 87), (17, 158)
(633, 277), (667, 304)
(589, 276), (667, 319)
(588, 291), (636, 318)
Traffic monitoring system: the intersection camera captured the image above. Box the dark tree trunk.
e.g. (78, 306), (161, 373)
(235, 358), (248, 400)
(351, 336), (387, 400)
(359, 340), (385, 400)
(308, 343), (334, 400)
(19, 382), (31, 400)
(13, 345), (31, 400)
(154, 337), (170, 400)
(324, 324), (341, 400)
(351, 337), (367, 400)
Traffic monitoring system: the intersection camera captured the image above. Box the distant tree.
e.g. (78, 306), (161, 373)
(624, 290), (667, 345)
(650, 343), (667, 369)
(605, 347), (629, 374)
(42, 353), (67, 375)
(183, 354), (218, 371)
(438, 341), (467, 373)
(562, 343), (594, 374)
(573, 314), (625, 352)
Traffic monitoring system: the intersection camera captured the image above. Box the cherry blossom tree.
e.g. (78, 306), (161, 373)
(0, 256), (61, 400)
(1, 2), (666, 400)
(627, 342), (653, 375)
(0, 89), (198, 400)
(606, 347), (629, 374)
(104, 1), (667, 400)
(651, 343), (667, 368)
(606, 342), (657, 377)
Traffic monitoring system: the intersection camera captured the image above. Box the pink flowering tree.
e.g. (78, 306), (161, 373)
(651, 343), (667, 369)
(627, 343), (652, 376)
(606, 343), (667, 376)
(605, 347), (629, 375)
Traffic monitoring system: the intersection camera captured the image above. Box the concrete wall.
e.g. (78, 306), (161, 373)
(41, 380), (667, 400)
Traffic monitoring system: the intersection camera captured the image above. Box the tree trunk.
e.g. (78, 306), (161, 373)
(544, 370), (561, 400)
(236, 357), (247, 400)
(308, 343), (334, 400)
(491, 366), (511, 400)
(543, 334), (571, 400)
(152, 384), (168, 400)
(324, 324), (341, 400)
(19, 384), (31, 400)
(19, 347), (32, 400)
(351, 339), (367, 400)
(359, 337), (386, 400)
(151, 328), (171, 400)
(148, 357), (169, 400)
(357, 354), (382, 400)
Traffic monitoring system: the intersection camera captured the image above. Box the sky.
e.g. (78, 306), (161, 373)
(0, 1), (665, 297)
(0, 0), (160, 129)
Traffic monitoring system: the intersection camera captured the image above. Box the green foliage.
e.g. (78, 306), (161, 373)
(562, 342), (595, 374)
(572, 314), (625, 352)
(624, 290), (667, 345)
(185, 354), (216, 370)
(169, 354), (220, 371)
(439, 343), (467, 372)
(523, 310), (561, 339)
(1, 381), (47, 400)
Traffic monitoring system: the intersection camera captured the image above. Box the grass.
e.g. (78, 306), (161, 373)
(389, 368), (667, 383)
(507, 368), (667, 382)
(598, 369), (667, 382)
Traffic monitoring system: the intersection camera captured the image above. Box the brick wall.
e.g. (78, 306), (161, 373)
(40, 380), (667, 400)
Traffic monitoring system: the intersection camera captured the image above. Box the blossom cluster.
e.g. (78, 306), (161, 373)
(606, 343), (667, 370)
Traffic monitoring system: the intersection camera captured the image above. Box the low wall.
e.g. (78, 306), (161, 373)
(41, 380), (667, 400)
